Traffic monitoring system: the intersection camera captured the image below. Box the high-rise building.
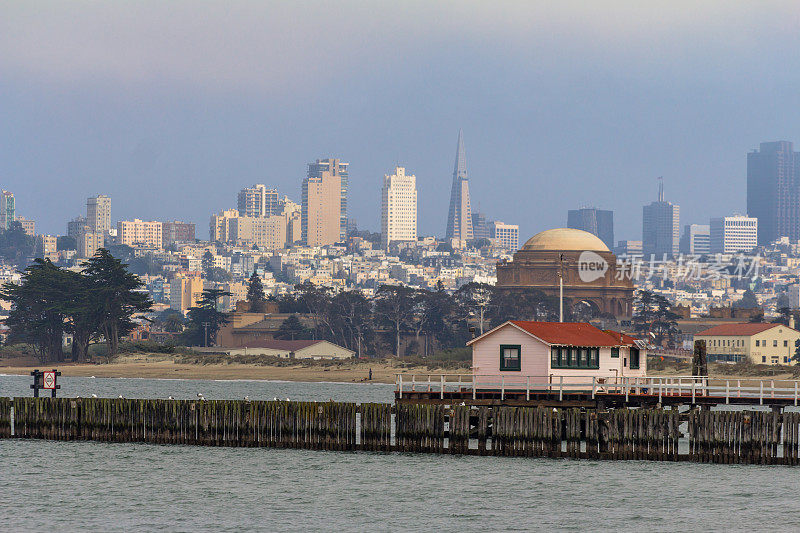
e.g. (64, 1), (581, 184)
(471, 212), (490, 240)
(445, 130), (473, 243)
(614, 240), (643, 257)
(0, 191), (15, 230)
(229, 215), (287, 250)
(162, 221), (196, 247)
(642, 179), (680, 258)
(67, 216), (89, 240)
(280, 196), (302, 244)
(490, 221), (519, 250)
(87, 195), (111, 234)
(15, 216), (35, 237)
(710, 216), (758, 254)
(567, 207), (614, 249)
(679, 224), (710, 255)
(307, 158), (348, 240)
(381, 166), (417, 250)
(77, 232), (104, 258)
(35, 234), (58, 261)
(302, 159), (345, 246)
(169, 274), (204, 313)
(747, 141), (800, 245)
(237, 185), (279, 218)
(117, 219), (163, 249)
(210, 209), (240, 242)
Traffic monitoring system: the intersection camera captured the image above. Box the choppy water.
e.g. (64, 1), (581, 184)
(2, 375), (799, 532)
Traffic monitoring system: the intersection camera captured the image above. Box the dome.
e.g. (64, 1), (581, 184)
(521, 228), (610, 252)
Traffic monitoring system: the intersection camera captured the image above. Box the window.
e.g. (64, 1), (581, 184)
(785, 340), (788, 347)
(500, 344), (521, 371)
(755, 340), (760, 347)
(611, 347), (620, 358)
(785, 357), (789, 363)
(774, 340), (778, 347)
(630, 348), (640, 370)
(762, 356), (766, 363)
(551, 346), (599, 369)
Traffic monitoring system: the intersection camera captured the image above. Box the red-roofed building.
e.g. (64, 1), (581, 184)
(694, 323), (800, 365)
(466, 321), (646, 386)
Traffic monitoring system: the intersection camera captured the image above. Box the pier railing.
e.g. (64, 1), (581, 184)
(396, 374), (800, 406)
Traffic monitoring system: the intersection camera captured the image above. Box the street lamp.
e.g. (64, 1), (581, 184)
(202, 322), (210, 347)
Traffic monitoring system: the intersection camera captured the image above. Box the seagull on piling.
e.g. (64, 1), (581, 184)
(91, 394), (98, 398)
(118, 394), (124, 399)
(197, 393), (205, 400)
(168, 396), (174, 400)
(244, 396), (250, 401)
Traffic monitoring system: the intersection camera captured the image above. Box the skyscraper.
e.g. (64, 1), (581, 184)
(747, 141), (800, 245)
(0, 191), (15, 230)
(307, 158), (348, 240)
(471, 212), (489, 240)
(302, 159), (345, 246)
(381, 166), (417, 250)
(679, 224), (710, 255)
(710, 216), (757, 254)
(237, 184), (279, 218)
(87, 195), (111, 234)
(567, 207), (614, 249)
(642, 179), (680, 258)
(445, 130), (473, 242)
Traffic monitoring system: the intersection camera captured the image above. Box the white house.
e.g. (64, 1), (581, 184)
(224, 340), (354, 360)
(467, 321), (646, 388)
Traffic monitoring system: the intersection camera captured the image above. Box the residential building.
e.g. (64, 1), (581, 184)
(642, 179), (680, 258)
(306, 158), (348, 241)
(210, 209), (240, 242)
(787, 285), (800, 309)
(237, 184), (279, 218)
(471, 211), (489, 240)
(567, 207), (614, 249)
(710, 216), (758, 254)
(381, 166), (417, 250)
(87, 195), (111, 234)
(302, 159), (345, 246)
(0, 190), (15, 230)
(229, 215), (287, 250)
(490, 221), (519, 250)
(117, 219), (163, 249)
(280, 196), (302, 244)
(67, 216), (89, 239)
(15, 216), (35, 237)
(35, 234), (58, 261)
(679, 224), (710, 255)
(747, 141), (800, 245)
(695, 323), (800, 365)
(445, 129), (473, 243)
(162, 221), (196, 247)
(77, 232), (104, 258)
(169, 274), (204, 313)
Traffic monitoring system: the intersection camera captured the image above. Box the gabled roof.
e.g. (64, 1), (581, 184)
(603, 330), (639, 346)
(695, 323), (787, 337)
(468, 320), (625, 347)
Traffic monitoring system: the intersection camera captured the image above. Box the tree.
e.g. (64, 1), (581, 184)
(331, 290), (373, 357)
(375, 284), (417, 357)
(794, 339), (800, 363)
(275, 314), (311, 340)
(154, 309), (185, 333)
(0, 221), (35, 265)
(206, 267), (233, 283)
(185, 288), (231, 346)
(454, 282), (494, 335)
(734, 289), (759, 309)
(632, 290), (680, 347)
(247, 271), (267, 313)
(82, 249), (153, 355)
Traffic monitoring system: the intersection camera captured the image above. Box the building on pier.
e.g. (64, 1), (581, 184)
(467, 320), (646, 387)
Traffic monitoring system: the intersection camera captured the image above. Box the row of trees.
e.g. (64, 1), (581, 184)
(0, 250), (152, 362)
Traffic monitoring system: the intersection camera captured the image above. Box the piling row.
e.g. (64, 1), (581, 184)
(5, 397), (800, 464)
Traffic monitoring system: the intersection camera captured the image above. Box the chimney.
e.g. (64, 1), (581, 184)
(790, 314), (795, 330)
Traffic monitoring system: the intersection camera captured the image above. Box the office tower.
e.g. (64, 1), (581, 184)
(381, 166), (418, 250)
(0, 191), (15, 230)
(567, 207), (615, 249)
(162, 221), (196, 247)
(117, 219), (163, 249)
(302, 159), (346, 246)
(471, 212), (489, 240)
(237, 184), (279, 218)
(15, 217), (35, 237)
(87, 195), (111, 234)
(613, 240), (643, 256)
(747, 141), (800, 245)
(710, 216), (758, 254)
(77, 232), (104, 258)
(490, 221), (519, 250)
(642, 179), (680, 258)
(679, 224), (711, 255)
(445, 130), (473, 242)
(307, 158), (349, 240)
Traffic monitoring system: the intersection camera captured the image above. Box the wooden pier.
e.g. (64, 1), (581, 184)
(3, 396), (800, 464)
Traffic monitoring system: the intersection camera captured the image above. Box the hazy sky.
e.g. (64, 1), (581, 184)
(3, 1), (800, 241)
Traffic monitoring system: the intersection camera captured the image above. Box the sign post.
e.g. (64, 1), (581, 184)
(31, 369), (61, 398)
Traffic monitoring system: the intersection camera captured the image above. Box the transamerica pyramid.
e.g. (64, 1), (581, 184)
(445, 129), (474, 241)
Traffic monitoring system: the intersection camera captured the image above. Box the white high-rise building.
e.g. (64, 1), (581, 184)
(710, 215), (758, 254)
(381, 166), (417, 250)
(237, 185), (279, 218)
(490, 221), (519, 250)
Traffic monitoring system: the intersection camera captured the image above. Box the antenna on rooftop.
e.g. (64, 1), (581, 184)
(657, 176), (664, 202)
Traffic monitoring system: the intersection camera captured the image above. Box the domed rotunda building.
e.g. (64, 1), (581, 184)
(495, 228), (633, 318)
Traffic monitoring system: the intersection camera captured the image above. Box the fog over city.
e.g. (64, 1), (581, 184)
(3, 1), (800, 238)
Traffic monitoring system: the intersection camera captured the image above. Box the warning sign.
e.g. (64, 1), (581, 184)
(43, 371), (56, 389)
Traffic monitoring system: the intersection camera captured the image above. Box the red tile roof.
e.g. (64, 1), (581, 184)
(695, 323), (783, 337)
(508, 321), (624, 347)
(603, 330), (639, 346)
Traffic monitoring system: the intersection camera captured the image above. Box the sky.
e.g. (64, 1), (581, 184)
(3, 1), (800, 242)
